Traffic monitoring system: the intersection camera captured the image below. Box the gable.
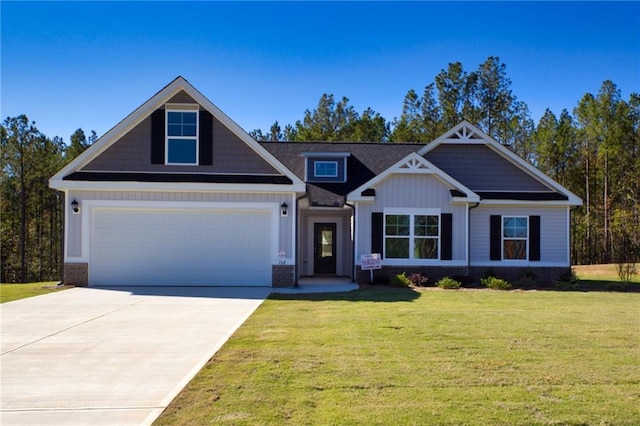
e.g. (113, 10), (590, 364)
(51, 77), (305, 191)
(424, 144), (549, 192)
(81, 91), (279, 175)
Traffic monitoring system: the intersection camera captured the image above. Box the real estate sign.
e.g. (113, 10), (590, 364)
(361, 254), (382, 271)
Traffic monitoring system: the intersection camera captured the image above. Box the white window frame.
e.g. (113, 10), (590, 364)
(165, 104), (199, 166)
(383, 208), (441, 261)
(502, 215), (529, 261)
(314, 160), (339, 178)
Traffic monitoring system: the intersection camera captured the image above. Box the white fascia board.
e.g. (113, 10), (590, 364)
(302, 152), (351, 158)
(417, 121), (582, 206)
(346, 152), (478, 202)
(50, 76), (305, 189)
(49, 178), (306, 193)
(479, 199), (581, 207)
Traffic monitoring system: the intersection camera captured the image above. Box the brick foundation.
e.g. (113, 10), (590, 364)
(64, 263), (89, 287)
(272, 265), (294, 288)
(357, 265), (570, 287)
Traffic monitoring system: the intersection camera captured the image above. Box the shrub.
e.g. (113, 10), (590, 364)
(515, 269), (538, 288)
(436, 277), (461, 289)
(616, 263), (638, 284)
(391, 272), (411, 288)
(553, 270), (579, 291)
(407, 273), (429, 287)
(481, 276), (512, 290)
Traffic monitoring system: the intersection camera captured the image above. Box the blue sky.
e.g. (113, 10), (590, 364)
(2, 1), (639, 142)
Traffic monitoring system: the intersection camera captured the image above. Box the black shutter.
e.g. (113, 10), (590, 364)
(199, 110), (213, 166)
(441, 213), (453, 260)
(371, 212), (384, 258)
(529, 215), (541, 261)
(150, 109), (165, 164)
(490, 215), (502, 261)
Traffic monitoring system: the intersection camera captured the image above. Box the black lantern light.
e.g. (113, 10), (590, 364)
(71, 199), (79, 213)
(280, 202), (288, 216)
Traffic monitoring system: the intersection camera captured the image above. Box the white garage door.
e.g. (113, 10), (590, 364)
(90, 208), (272, 286)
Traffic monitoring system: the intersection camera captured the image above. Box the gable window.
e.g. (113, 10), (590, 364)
(503, 216), (528, 260)
(166, 109), (198, 165)
(385, 212), (439, 259)
(314, 161), (338, 178)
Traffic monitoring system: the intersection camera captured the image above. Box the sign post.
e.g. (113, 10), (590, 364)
(360, 253), (382, 284)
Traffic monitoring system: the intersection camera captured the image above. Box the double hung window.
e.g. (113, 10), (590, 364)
(166, 109), (198, 165)
(503, 216), (528, 260)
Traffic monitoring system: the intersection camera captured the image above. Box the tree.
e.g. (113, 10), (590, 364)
(390, 89), (425, 142)
(66, 128), (95, 160)
(474, 56), (515, 143)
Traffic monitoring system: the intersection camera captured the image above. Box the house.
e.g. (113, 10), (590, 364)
(50, 77), (582, 287)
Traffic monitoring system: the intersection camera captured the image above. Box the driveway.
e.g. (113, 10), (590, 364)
(0, 286), (270, 426)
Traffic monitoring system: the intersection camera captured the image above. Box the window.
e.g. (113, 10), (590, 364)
(503, 216), (528, 260)
(385, 213), (439, 259)
(166, 110), (198, 164)
(314, 161), (338, 178)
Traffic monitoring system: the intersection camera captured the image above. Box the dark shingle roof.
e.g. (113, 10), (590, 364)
(260, 142), (423, 206)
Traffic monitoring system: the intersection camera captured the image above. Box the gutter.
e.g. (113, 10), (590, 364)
(467, 201), (481, 276)
(293, 192), (308, 287)
(344, 200), (356, 283)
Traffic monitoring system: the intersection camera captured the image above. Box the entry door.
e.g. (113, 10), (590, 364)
(314, 223), (337, 275)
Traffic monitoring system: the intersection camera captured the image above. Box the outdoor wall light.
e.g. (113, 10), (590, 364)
(281, 202), (288, 216)
(71, 199), (80, 213)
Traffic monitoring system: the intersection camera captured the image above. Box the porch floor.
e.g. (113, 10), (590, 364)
(272, 276), (358, 294)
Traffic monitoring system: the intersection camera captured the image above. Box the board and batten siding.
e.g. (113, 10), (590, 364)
(65, 190), (293, 260)
(469, 205), (569, 265)
(356, 174), (466, 262)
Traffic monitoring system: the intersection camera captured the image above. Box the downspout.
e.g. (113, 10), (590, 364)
(344, 200), (356, 283)
(467, 201), (481, 277)
(293, 193), (308, 287)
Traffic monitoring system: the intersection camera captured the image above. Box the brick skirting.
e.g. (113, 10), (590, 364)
(272, 265), (294, 288)
(64, 263), (89, 287)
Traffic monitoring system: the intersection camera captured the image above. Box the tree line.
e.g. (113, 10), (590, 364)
(1, 57), (638, 282)
(251, 57), (639, 266)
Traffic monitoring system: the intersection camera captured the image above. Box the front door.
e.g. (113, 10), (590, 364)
(314, 223), (337, 275)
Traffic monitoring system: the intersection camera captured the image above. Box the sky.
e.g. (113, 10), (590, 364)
(2, 1), (639, 143)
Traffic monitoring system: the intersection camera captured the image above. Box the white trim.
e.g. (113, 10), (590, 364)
(479, 199), (578, 206)
(471, 261), (570, 268)
(50, 76), (304, 189)
(383, 209), (441, 261)
(418, 121), (582, 206)
(302, 152), (351, 158)
(165, 108), (199, 166)
(501, 215), (529, 261)
(347, 152), (479, 203)
(80, 200), (281, 271)
(374, 260), (468, 267)
(50, 179), (306, 193)
(314, 160), (339, 178)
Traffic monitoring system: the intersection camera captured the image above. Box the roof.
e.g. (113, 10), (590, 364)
(260, 142), (422, 206)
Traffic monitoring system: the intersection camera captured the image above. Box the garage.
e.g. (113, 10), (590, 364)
(89, 208), (273, 286)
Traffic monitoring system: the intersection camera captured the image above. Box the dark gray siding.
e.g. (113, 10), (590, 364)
(425, 144), (550, 191)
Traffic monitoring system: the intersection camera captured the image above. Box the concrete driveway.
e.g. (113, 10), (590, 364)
(1, 286), (270, 426)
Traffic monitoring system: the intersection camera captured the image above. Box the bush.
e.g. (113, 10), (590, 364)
(514, 269), (538, 288)
(391, 272), (411, 288)
(616, 263), (638, 284)
(481, 276), (512, 290)
(436, 277), (461, 289)
(407, 273), (429, 287)
(554, 270), (579, 291)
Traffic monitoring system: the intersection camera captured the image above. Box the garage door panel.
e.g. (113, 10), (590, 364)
(90, 208), (272, 287)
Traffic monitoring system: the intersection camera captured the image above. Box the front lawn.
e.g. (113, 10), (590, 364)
(0, 282), (67, 303)
(155, 287), (639, 425)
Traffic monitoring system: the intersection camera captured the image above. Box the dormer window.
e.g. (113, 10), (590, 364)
(166, 105), (199, 165)
(315, 161), (338, 178)
(304, 152), (350, 182)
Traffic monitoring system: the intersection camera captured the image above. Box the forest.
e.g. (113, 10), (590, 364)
(2, 57), (638, 283)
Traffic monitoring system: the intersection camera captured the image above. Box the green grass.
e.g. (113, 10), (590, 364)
(155, 288), (640, 425)
(0, 282), (67, 303)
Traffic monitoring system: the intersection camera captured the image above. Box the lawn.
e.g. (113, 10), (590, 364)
(155, 287), (640, 425)
(0, 282), (67, 303)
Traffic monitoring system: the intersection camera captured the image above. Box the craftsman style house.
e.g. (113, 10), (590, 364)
(50, 77), (582, 287)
